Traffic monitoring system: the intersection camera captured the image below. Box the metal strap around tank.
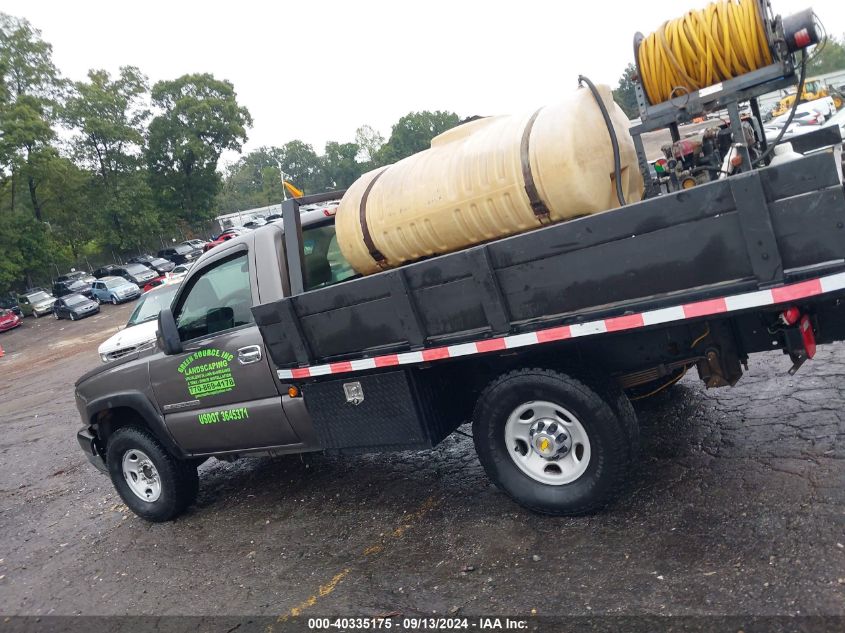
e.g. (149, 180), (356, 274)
(520, 108), (552, 223)
(359, 168), (389, 268)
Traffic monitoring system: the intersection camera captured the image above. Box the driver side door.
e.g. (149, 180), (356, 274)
(149, 248), (299, 455)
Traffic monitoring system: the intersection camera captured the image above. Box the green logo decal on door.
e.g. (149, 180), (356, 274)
(178, 348), (236, 398)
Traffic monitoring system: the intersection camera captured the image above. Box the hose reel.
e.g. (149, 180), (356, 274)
(634, 0), (819, 107)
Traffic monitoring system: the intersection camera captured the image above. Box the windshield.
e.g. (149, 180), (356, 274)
(65, 294), (89, 306)
(68, 280), (87, 290)
(27, 291), (50, 303)
(125, 264), (149, 275)
(152, 258), (169, 266)
(105, 278), (126, 289)
(175, 244), (193, 254)
(0, 309), (9, 317)
(127, 284), (180, 326)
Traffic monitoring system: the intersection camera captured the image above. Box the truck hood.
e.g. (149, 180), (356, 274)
(98, 319), (159, 360)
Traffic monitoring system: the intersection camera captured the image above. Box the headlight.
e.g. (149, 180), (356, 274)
(100, 353), (110, 363)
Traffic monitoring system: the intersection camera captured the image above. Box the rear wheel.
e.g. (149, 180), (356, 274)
(106, 426), (199, 522)
(472, 368), (638, 516)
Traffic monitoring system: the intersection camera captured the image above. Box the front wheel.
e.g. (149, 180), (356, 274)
(106, 426), (199, 522)
(472, 368), (638, 516)
(111, 295), (118, 305)
(70, 312), (77, 321)
(33, 310), (39, 319)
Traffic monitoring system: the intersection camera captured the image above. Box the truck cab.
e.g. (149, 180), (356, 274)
(74, 197), (348, 521)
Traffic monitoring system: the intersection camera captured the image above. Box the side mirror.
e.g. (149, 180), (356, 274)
(157, 308), (183, 355)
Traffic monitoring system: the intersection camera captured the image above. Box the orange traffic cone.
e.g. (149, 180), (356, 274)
(0, 344), (4, 358)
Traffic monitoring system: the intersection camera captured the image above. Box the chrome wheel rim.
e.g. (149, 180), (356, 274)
(504, 400), (591, 485)
(121, 449), (162, 502)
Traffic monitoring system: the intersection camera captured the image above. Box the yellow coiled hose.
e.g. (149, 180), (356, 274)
(638, 0), (773, 104)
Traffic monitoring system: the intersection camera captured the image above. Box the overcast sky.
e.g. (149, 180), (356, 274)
(3, 0), (844, 160)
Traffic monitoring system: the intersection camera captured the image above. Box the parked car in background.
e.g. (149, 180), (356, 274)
(98, 282), (181, 363)
(128, 254), (176, 275)
(93, 265), (120, 279)
(53, 293), (99, 321)
(158, 243), (202, 264)
(90, 276), (142, 305)
(142, 276), (167, 293)
(0, 297), (22, 318)
(181, 239), (207, 250)
(0, 308), (22, 332)
(203, 229), (245, 252)
(763, 107), (827, 143)
(265, 213), (283, 222)
(56, 270), (97, 285)
(168, 262), (193, 283)
(113, 264), (158, 287)
(242, 218), (267, 230)
(824, 108), (845, 141)
(17, 289), (55, 318)
(52, 279), (94, 300)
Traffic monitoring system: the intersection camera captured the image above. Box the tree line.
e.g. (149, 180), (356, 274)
(0, 13), (462, 293)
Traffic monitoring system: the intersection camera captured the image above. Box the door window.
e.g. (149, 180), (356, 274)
(302, 223), (357, 291)
(174, 253), (254, 341)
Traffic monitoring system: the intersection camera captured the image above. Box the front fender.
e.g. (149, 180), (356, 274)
(84, 391), (186, 458)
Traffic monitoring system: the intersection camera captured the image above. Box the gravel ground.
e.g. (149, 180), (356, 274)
(0, 304), (843, 622)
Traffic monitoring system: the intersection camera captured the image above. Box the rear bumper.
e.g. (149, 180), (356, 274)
(77, 427), (107, 473)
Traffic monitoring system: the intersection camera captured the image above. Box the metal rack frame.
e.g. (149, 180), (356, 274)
(629, 60), (798, 197)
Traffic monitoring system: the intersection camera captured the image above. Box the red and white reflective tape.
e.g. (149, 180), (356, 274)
(277, 271), (845, 381)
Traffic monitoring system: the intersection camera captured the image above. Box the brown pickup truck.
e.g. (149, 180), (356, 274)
(75, 147), (845, 522)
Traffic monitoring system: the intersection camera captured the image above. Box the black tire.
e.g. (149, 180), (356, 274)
(33, 310), (39, 319)
(111, 296), (118, 305)
(70, 312), (77, 321)
(106, 426), (199, 522)
(472, 368), (638, 516)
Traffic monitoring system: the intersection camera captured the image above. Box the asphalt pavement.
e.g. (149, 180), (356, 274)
(0, 304), (843, 624)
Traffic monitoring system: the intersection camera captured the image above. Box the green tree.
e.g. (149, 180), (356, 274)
(147, 73), (252, 226)
(354, 124), (384, 164)
(63, 66), (154, 252)
(38, 156), (97, 262)
(375, 110), (460, 165)
(317, 141), (362, 190)
(808, 34), (845, 75)
(0, 14), (62, 221)
(64, 67), (148, 181)
(0, 211), (54, 289)
(612, 63), (639, 119)
(275, 140), (321, 193)
(217, 147), (285, 212)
